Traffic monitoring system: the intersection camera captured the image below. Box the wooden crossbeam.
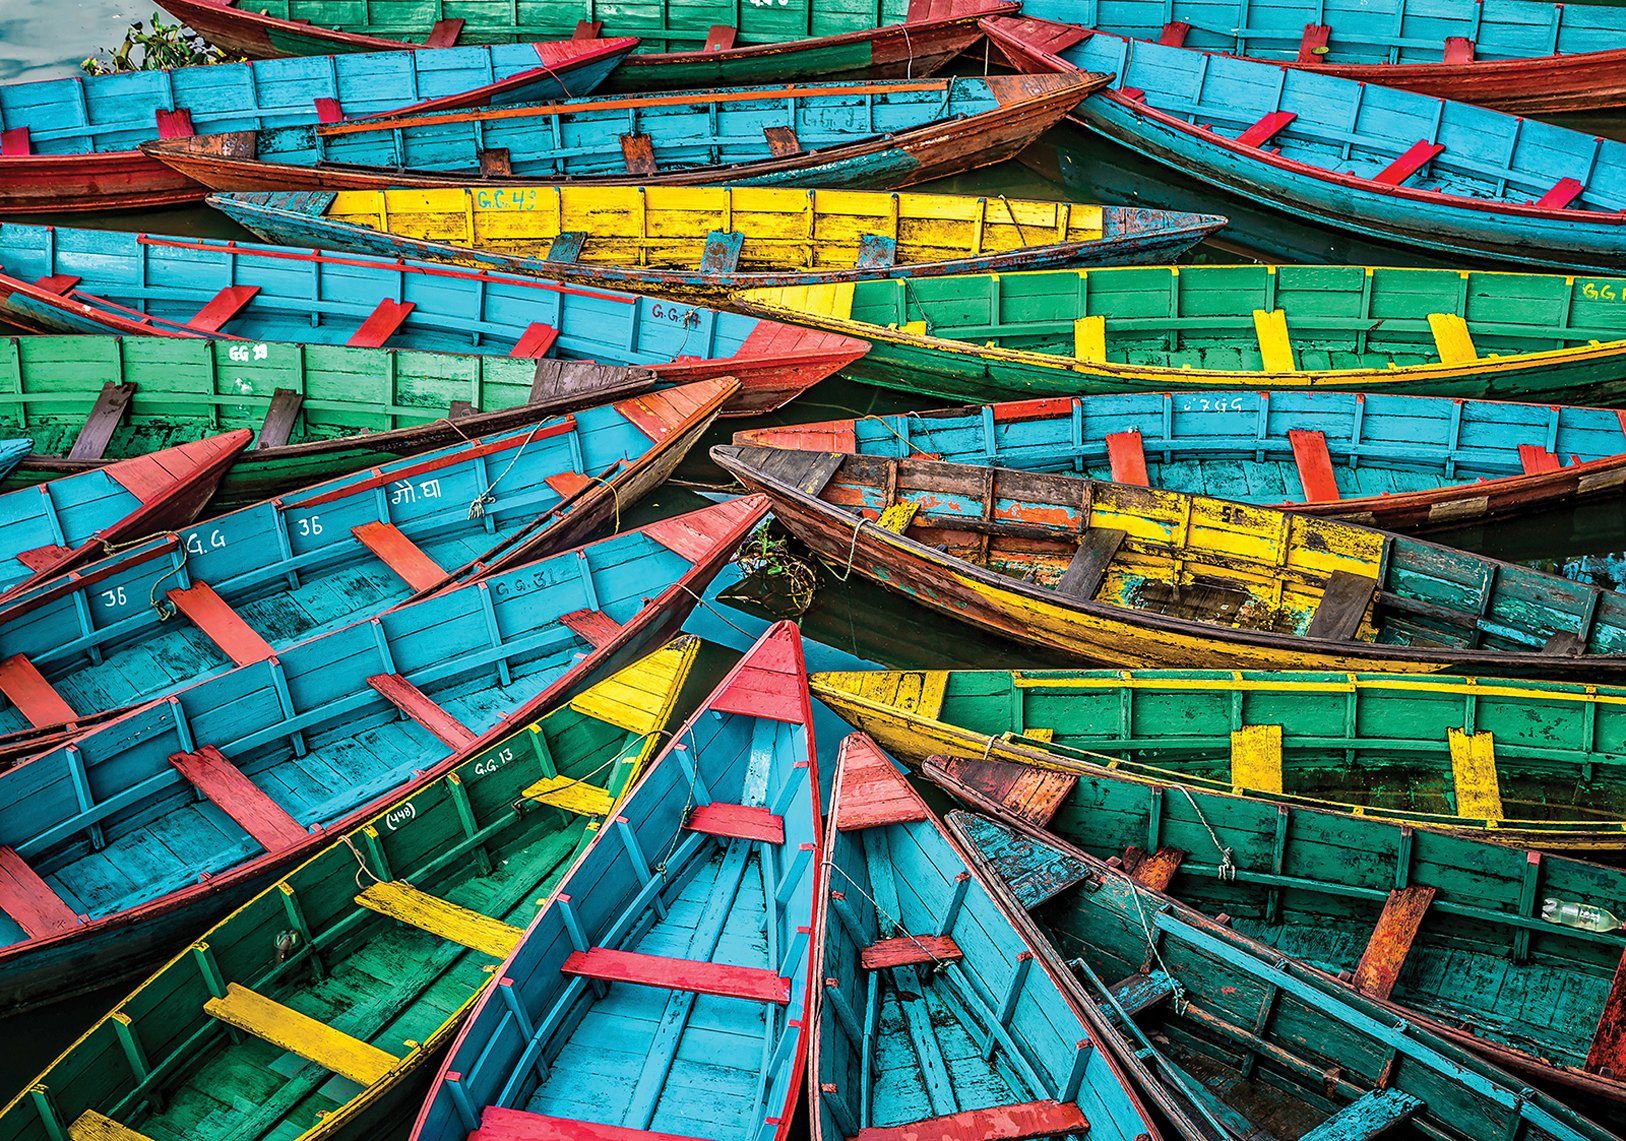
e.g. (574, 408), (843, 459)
(1518, 444), (1562, 475)
(620, 133), (657, 176)
(1236, 110), (1297, 149)
(511, 322), (561, 359)
(347, 299), (414, 348)
(1253, 308), (1297, 372)
(1230, 724), (1284, 794)
(368, 673), (477, 749)
(856, 234), (897, 270)
(699, 230), (745, 274)
(1536, 177), (1585, 210)
(1, 127), (32, 156)
(1073, 314), (1107, 363)
(1442, 36), (1475, 63)
(1306, 570), (1378, 641)
(67, 381), (135, 461)
(1297, 23), (1331, 61)
(1157, 20), (1190, 45)
(1427, 312), (1478, 365)
(424, 17), (464, 46)
(703, 23), (738, 51)
(355, 879), (522, 959)
(560, 608), (623, 649)
(170, 746), (308, 852)
(1105, 430), (1149, 486)
(205, 983), (398, 1085)
(1448, 728), (1503, 821)
(69, 1111), (156, 1141)
(861, 934), (963, 971)
(686, 803), (784, 844)
(1053, 528), (1125, 600)
(352, 521), (446, 592)
(1585, 947), (1626, 1077)
(256, 388), (303, 450)
(313, 97), (344, 123)
(763, 126), (801, 157)
(1126, 845), (1185, 892)
(0, 845), (80, 938)
(561, 947), (791, 1004)
(1350, 885), (1436, 999)
(0, 653), (77, 728)
(1288, 428), (1341, 502)
(1299, 1089), (1423, 1141)
(854, 1100), (1088, 1141)
(167, 581), (275, 667)
(155, 108), (195, 140)
(1372, 140), (1445, 188)
(524, 774), (615, 817)
(544, 233), (587, 264)
(190, 285), (259, 334)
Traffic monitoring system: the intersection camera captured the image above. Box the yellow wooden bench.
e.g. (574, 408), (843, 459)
(356, 880), (523, 960)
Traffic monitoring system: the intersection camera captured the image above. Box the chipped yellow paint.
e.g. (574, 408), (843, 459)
(204, 983), (400, 1085)
(522, 774), (617, 817)
(876, 501), (920, 533)
(569, 636), (697, 736)
(1449, 728), (1504, 822)
(814, 669), (950, 722)
(68, 1112), (155, 1141)
(355, 880), (524, 959)
(1428, 312), (1479, 365)
(326, 186), (1103, 285)
(1230, 724), (1285, 793)
(1074, 315), (1107, 362)
(1024, 727), (1056, 743)
(1252, 308), (1296, 372)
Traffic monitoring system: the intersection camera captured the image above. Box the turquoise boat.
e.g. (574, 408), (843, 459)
(412, 621), (821, 1141)
(813, 731), (1159, 1141)
(0, 495), (764, 1013)
(0, 380), (732, 757)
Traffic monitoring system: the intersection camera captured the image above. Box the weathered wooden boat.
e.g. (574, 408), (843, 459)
(981, 17), (1626, 271)
(0, 41), (637, 215)
(734, 390), (1626, 532)
(713, 445), (1626, 679)
(923, 750), (1626, 1105)
(812, 666), (1626, 851)
(0, 441), (30, 482)
(1020, 0), (1626, 114)
(814, 731), (1160, 1141)
(731, 264), (1626, 406)
(412, 620), (820, 1141)
(155, 0), (1016, 91)
(138, 74), (1103, 194)
(0, 380), (732, 759)
(949, 810), (1618, 1141)
(0, 636), (698, 1141)
(214, 187), (1227, 300)
(0, 225), (868, 417)
(0, 494), (764, 1013)
(0, 337), (659, 508)
(0, 430), (250, 606)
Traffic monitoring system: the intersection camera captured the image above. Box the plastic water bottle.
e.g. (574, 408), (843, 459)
(1541, 898), (1623, 933)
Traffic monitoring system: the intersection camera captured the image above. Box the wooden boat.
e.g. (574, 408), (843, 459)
(923, 750), (1626, 1105)
(712, 444), (1626, 679)
(0, 41), (637, 214)
(412, 621), (820, 1141)
(0, 494), (764, 1013)
(981, 17), (1626, 272)
(138, 74), (1104, 194)
(811, 665), (1626, 851)
(948, 810), (1618, 1141)
(0, 430), (250, 605)
(0, 337), (659, 509)
(734, 390), (1626, 532)
(0, 225), (869, 417)
(1019, 0), (1626, 114)
(814, 731), (1161, 1141)
(214, 187), (1227, 300)
(0, 441), (31, 482)
(0, 380), (733, 759)
(0, 637), (698, 1141)
(731, 264), (1626, 406)
(156, 0), (1017, 91)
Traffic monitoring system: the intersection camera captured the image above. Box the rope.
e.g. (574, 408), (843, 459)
(820, 858), (953, 973)
(678, 581), (760, 642)
(998, 194), (1034, 249)
(1174, 785), (1236, 880)
(652, 724), (702, 879)
(341, 834), (385, 892)
(857, 411), (936, 457)
(1124, 878), (1188, 1015)
(824, 512), (868, 583)
(468, 418), (554, 519)
(145, 537), (190, 621)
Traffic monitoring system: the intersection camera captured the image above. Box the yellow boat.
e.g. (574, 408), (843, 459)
(727, 263), (1626, 404)
(210, 186), (1226, 299)
(711, 443), (1626, 679)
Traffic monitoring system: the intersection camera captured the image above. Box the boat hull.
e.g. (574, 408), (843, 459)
(1280, 52), (1626, 117)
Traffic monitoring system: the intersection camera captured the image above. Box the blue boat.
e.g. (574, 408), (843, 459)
(0, 380), (733, 756)
(0, 494), (765, 1013)
(0, 224), (868, 417)
(736, 389), (1626, 531)
(412, 620), (821, 1141)
(983, 16), (1626, 271)
(0, 40), (638, 215)
(0, 429), (251, 604)
(812, 732), (1159, 1141)
(1018, 0), (1626, 114)
(136, 74), (1102, 194)
(0, 440), (30, 482)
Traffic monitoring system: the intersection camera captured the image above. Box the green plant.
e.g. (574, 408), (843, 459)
(726, 522), (819, 617)
(81, 13), (241, 75)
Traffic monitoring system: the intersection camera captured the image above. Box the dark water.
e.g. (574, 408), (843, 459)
(5, 5), (1626, 1132)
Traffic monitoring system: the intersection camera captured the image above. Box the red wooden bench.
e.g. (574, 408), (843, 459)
(1297, 23), (1331, 62)
(854, 1100), (1088, 1141)
(170, 745), (308, 852)
(0, 846), (80, 938)
(155, 108), (195, 139)
(167, 582), (275, 667)
(1104, 429), (1149, 486)
(686, 802), (784, 844)
(0, 654), (78, 728)
(1518, 444), (1562, 474)
(561, 947), (791, 1004)
(352, 521), (447, 592)
(368, 673), (476, 749)
(510, 322), (561, 359)
(189, 285), (260, 334)
(1372, 141), (1445, 188)
(860, 934), (963, 971)
(1288, 428), (1341, 502)
(560, 608), (624, 649)
(472, 1107), (709, 1141)
(347, 299), (415, 348)
(1351, 884), (1437, 999)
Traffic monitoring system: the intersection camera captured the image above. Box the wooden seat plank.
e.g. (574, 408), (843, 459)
(205, 983), (397, 1085)
(1103, 970), (1175, 1017)
(1230, 724), (1284, 793)
(1518, 444), (1562, 475)
(856, 234), (897, 270)
(1053, 528), (1125, 600)
(1157, 20), (1190, 45)
(1105, 430), (1149, 486)
(932, 756), (1077, 828)
(1, 127), (32, 156)
(1306, 570), (1378, 640)
(1536, 177), (1585, 210)
(1126, 845), (1185, 892)
(66, 381), (135, 461)
(471, 1108), (710, 1141)
(1236, 110), (1297, 149)
(1448, 727), (1503, 821)
(424, 16), (464, 46)
(860, 934), (962, 971)
(853, 1100), (1088, 1141)
(1289, 428), (1341, 502)
(154, 108), (195, 140)
(355, 879), (522, 959)
(1073, 314), (1106, 363)
(1299, 1088), (1424, 1141)
(763, 126), (801, 157)
(511, 322), (560, 359)
(313, 97), (344, 123)
(686, 802), (784, 844)
(699, 230), (745, 274)
(1372, 140), (1445, 188)
(1351, 884), (1436, 999)
(544, 233), (587, 264)
(0, 653), (78, 728)
(523, 774), (615, 816)
(560, 608), (624, 649)
(620, 133), (657, 176)
(1297, 23), (1331, 61)
(170, 746), (307, 852)
(572, 19), (602, 38)
(189, 285), (260, 334)
(1253, 308), (1297, 372)
(34, 274), (80, 295)
(1442, 35), (1475, 64)
(0, 845), (80, 938)
(479, 148), (513, 177)
(347, 299), (414, 348)
(352, 520), (446, 592)
(256, 388), (303, 450)
(167, 581), (274, 667)
(1428, 312), (1478, 365)
(703, 23), (738, 51)
(562, 947), (791, 1004)
(368, 673), (476, 749)
(68, 1111), (156, 1141)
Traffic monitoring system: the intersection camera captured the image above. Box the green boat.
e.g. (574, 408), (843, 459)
(926, 751), (1626, 1109)
(2, 636), (698, 1141)
(948, 811), (1619, 1141)
(733, 264), (1626, 405)
(810, 668), (1626, 851)
(0, 336), (654, 509)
